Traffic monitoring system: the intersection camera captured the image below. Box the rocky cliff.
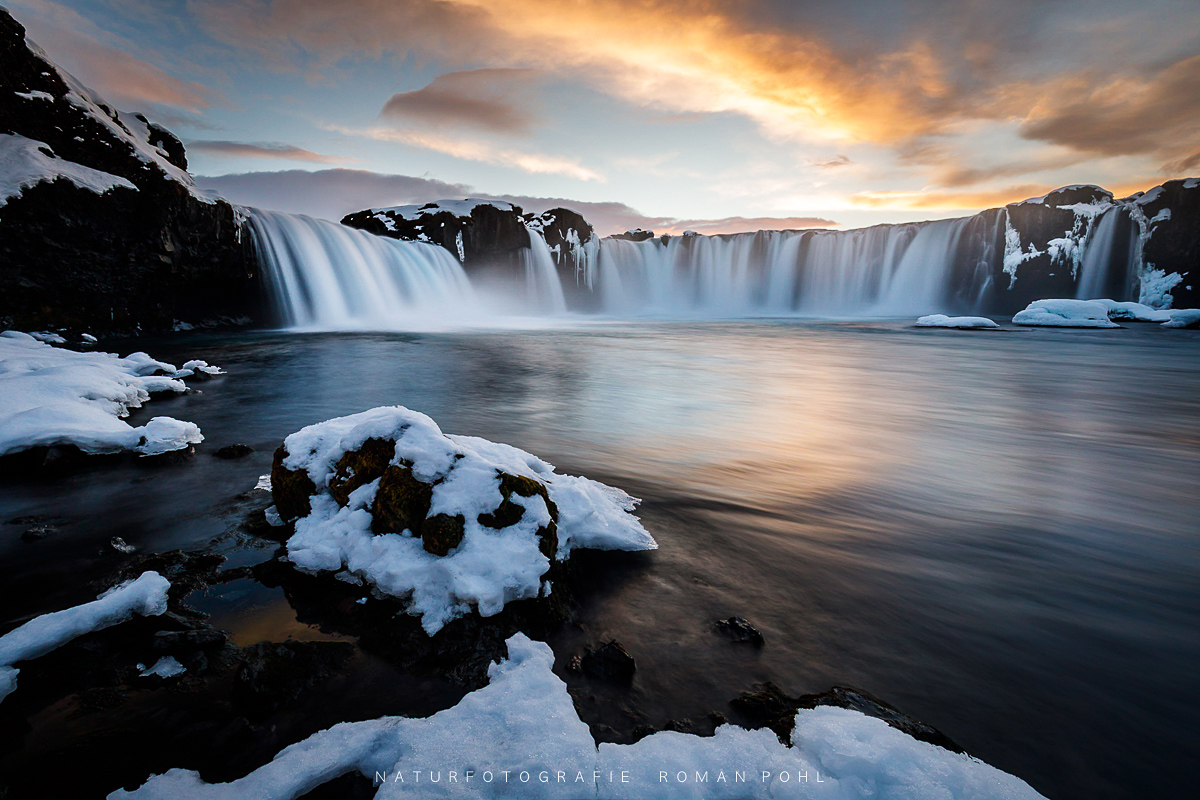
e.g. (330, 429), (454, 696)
(0, 8), (260, 335)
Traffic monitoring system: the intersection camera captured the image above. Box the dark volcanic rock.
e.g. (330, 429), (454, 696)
(0, 8), (261, 334)
(270, 446), (316, 521)
(610, 229), (656, 242)
(730, 680), (963, 752)
(714, 616), (765, 647)
(580, 640), (636, 685)
(213, 444), (254, 459)
(232, 640), (354, 717)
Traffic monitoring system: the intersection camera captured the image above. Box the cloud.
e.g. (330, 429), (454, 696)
(193, 168), (838, 235)
(380, 68), (541, 134)
(325, 125), (603, 181)
(808, 155), (852, 168)
(12, 0), (218, 113)
(849, 185), (1051, 210)
(1015, 53), (1200, 171)
(187, 140), (355, 164)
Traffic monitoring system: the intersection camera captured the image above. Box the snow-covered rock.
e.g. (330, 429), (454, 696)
(271, 407), (656, 634)
(1012, 298), (1200, 329)
(110, 633), (1046, 800)
(0, 331), (212, 457)
(1011, 299), (1121, 328)
(915, 314), (999, 329)
(0, 571), (170, 703)
(0, 132), (135, 208)
(0, 7), (256, 334)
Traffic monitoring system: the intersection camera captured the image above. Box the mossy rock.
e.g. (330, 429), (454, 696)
(329, 437), (395, 506)
(371, 462), (433, 534)
(422, 512), (466, 556)
(477, 471), (559, 559)
(271, 445), (316, 521)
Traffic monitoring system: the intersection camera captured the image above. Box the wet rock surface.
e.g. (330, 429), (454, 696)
(580, 639), (637, 685)
(213, 444), (254, 459)
(714, 615), (765, 647)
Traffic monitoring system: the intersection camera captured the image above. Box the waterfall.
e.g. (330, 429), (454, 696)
(247, 208), (479, 329)
(1075, 207), (1122, 300)
(596, 218), (975, 317)
(521, 229), (568, 313)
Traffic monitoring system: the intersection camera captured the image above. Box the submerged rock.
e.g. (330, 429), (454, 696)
(714, 616), (765, 647)
(232, 640), (354, 717)
(214, 444), (254, 459)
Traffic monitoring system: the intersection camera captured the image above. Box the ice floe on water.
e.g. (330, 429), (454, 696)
(0, 571), (170, 703)
(273, 407), (657, 634)
(111, 633), (1046, 800)
(1012, 299), (1200, 328)
(914, 314), (999, 329)
(0, 331), (218, 457)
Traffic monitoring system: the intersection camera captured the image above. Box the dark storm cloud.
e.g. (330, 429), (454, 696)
(187, 141), (354, 164)
(379, 69), (541, 135)
(194, 169), (839, 235)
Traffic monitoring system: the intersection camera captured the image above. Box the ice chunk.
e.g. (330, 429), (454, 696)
(1012, 299), (1120, 328)
(915, 314), (999, 329)
(1162, 309), (1200, 328)
(140, 656), (186, 678)
(0, 571), (170, 703)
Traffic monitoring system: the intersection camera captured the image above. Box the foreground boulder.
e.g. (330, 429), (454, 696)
(270, 406), (656, 633)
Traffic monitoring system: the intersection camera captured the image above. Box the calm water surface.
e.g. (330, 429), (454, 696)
(2, 320), (1198, 800)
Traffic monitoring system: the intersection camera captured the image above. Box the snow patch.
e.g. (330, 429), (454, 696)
(0, 133), (135, 208)
(915, 314), (999, 329)
(0, 571), (170, 703)
(111, 634), (1046, 800)
(0, 332), (208, 457)
(1012, 299), (1121, 328)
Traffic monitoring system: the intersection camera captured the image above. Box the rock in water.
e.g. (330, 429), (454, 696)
(580, 640), (637, 685)
(214, 444), (254, 459)
(268, 406), (656, 634)
(714, 616), (765, 647)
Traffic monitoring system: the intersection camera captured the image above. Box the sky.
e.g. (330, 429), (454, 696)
(9, 0), (1200, 234)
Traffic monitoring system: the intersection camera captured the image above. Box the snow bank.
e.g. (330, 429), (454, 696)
(279, 407), (656, 634)
(1011, 299), (1120, 328)
(0, 571), (170, 703)
(1091, 299), (1172, 322)
(915, 314), (999, 329)
(1162, 309), (1200, 328)
(0, 133), (135, 208)
(0, 331), (209, 457)
(112, 634), (1045, 800)
(1012, 299), (1200, 329)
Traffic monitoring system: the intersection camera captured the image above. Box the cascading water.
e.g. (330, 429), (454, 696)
(247, 208), (479, 329)
(521, 230), (568, 313)
(595, 218), (978, 317)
